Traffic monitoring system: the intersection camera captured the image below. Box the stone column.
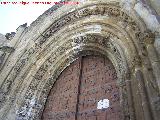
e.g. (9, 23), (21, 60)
(131, 56), (153, 120)
(134, 64), (153, 120)
(125, 76), (135, 120)
(143, 30), (160, 91)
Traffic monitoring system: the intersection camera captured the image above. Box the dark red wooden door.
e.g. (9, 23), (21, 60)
(42, 56), (123, 120)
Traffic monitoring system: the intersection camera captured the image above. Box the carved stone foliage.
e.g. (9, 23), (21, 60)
(135, 30), (155, 45)
(0, 3), (142, 120)
(72, 34), (124, 74)
(142, 30), (155, 44)
(16, 97), (42, 120)
(0, 49), (35, 108)
(34, 4), (140, 50)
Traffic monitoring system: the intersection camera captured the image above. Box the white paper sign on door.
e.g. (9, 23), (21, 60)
(97, 99), (109, 109)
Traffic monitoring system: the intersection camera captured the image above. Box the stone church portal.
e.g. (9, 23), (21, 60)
(0, 0), (160, 120)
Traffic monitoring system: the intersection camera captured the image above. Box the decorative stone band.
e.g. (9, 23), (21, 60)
(34, 3), (140, 49)
(1, 2), (159, 120)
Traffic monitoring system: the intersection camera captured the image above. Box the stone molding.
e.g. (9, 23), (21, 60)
(0, 2), (159, 120)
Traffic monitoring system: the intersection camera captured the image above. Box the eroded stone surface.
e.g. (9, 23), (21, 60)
(0, 0), (160, 120)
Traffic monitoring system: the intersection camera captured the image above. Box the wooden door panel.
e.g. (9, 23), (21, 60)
(77, 56), (122, 120)
(42, 58), (81, 120)
(42, 56), (123, 120)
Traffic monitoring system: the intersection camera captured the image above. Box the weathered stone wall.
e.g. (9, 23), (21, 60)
(0, 0), (160, 120)
(120, 0), (160, 56)
(0, 34), (7, 69)
(147, 0), (160, 15)
(0, 34), (6, 45)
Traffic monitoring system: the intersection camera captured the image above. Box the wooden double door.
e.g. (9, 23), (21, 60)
(42, 56), (123, 120)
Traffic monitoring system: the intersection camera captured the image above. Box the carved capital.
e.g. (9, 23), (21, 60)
(143, 30), (155, 45)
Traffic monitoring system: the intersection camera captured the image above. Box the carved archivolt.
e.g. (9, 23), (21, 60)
(0, 2), (159, 120)
(16, 33), (131, 120)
